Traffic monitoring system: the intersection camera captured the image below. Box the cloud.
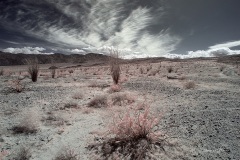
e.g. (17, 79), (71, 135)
(0, 0), (181, 58)
(166, 47), (240, 59)
(209, 40), (240, 49)
(69, 49), (86, 54)
(2, 47), (54, 55)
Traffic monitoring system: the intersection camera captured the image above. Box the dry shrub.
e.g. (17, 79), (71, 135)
(178, 75), (186, 80)
(109, 49), (121, 85)
(184, 81), (196, 89)
(0, 148), (8, 159)
(139, 67), (144, 74)
(42, 112), (65, 126)
(111, 93), (135, 106)
(26, 58), (39, 82)
(9, 79), (24, 93)
(109, 84), (121, 93)
(82, 108), (94, 114)
(12, 147), (31, 160)
(147, 70), (158, 76)
(51, 69), (56, 78)
(88, 95), (108, 108)
(72, 93), (83, 99)
(88, 105), (167, 159)
(62, 103), (79, 110)
(167, 66), (173, 73)
(68, 69), (74, 74)
(146, 65), (152, 72)
(12, 108), (41, 134)
(54, 149), (79, 160)
(0, 68), (4, 76)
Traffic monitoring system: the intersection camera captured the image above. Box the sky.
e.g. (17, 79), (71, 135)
(0, 0), (240, 59)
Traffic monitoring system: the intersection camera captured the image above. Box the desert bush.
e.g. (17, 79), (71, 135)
(26, 58), (39, 82)
(167, 66), (173, 73)
(62, 103), (79, 110)
(139, 67), (144, 74)
(109, 49), (121, 85)
(184, 81), (196, 89)
(0, 148), (8, 159)
(54, 149), (79, 160)
(51, 69), (56, 78)
(72, 93), (83, 99)
(111, 93), (135, 106)
(148, 69), (158, 76)
(12, 147), (31, 160)
(108, 84), (122, 93)
(219, 65), (226, 72)
(87, 95), (108, 108)
(146, 65), (152, 72)
(0, 68), (4, 76)
(68, 69), (74, 74)
(10, 79), (24, 93)
(12, 108), (40, 134)
(88, 105), (166, 159)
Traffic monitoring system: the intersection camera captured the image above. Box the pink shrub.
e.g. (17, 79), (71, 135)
(110, 106), (161, 141)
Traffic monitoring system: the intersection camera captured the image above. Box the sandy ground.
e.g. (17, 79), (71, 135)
(0, 60), (240, 160)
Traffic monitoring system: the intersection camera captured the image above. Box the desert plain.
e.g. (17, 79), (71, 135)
(0, 57), (240, 160)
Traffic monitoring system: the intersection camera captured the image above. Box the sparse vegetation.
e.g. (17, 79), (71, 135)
(167, 66), (173, 73)
(12, 109), (40, 134)
(12, 147), (31, 160)
(62, 103), (79, 109)
(109, 49), (121, 85)
(51, 68), (56, 78)
(9, 79), (24, 93)
(26, 58), (39, 82)
(88, 105), (167, 159)
(87, 95), (108, 108)
(0, 68), (4, 76)
(54, 149), (79, 160)
(111, 93), (135, 106)
(72, 93), (83, 99)
(184, 81), (196, 89)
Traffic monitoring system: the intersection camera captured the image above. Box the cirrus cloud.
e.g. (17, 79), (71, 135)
(3, 47), (54, 55)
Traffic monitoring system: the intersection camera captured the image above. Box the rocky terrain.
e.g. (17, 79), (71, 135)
(0, 56), (240, 159)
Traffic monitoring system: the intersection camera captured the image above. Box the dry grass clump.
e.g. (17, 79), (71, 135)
(72, 93), (83, 99)
(54, 149), (79, 160)
(12, 108), (40, 134)
(109, 49), (121, 85)
(219, 65), (226, 72)
(9, 79), (24, 93)
(26, 58), (39, 82)
(139, 67), (144, 74)
(108, 84), (121, 93)
(184, 81), (196, 89)
(62, 103), (79, 110)
(87, 95), (108, 108)
(0, 68), (4, 76)
(42, 112), (66, 126)
(12, 147), (31, 160)
(51, 68), (57, 78)
(147, 69), (159, 76)
(167, 66), (173, 73)
(88, 105), (168, 159)
(111, 93), (135, 106)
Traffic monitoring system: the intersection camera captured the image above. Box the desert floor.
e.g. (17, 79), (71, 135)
(0, 60), (240, 160)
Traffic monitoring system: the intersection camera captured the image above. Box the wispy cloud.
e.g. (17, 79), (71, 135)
(209, 40), (240, 49)
(3, 47), (54, 55)
(0, 0), (181, 58)
(166, 47), (240, 59)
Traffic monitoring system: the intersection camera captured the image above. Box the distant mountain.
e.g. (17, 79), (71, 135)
(0, 52), (110, 66)
(0, 51), (239, 66)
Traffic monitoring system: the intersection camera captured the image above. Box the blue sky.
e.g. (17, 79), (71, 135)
(0, 0), (240, 58)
